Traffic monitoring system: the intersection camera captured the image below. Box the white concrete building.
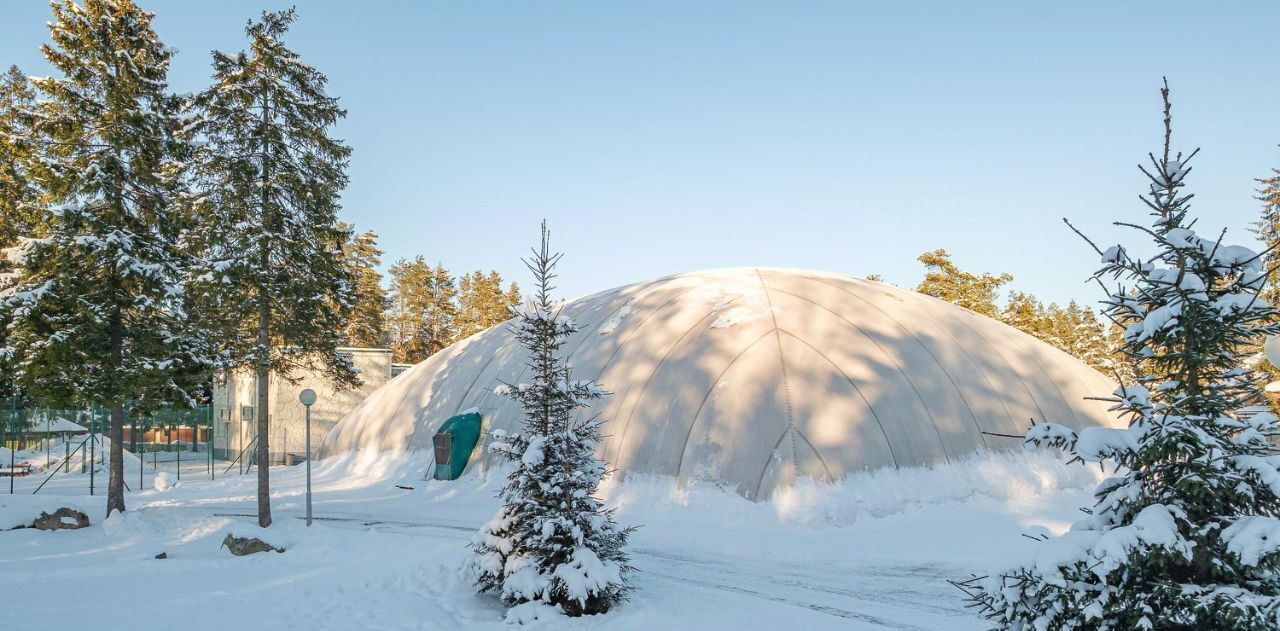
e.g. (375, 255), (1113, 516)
(213, 347), (396, 464)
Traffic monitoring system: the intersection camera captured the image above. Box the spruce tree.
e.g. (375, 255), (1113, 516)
(1002, 291), (1048, 339)
(470, 222), (633, 621)
(338, 223), (388, 348)
(961, 81), (1280, 630)
(1255, 159), (1280, 314)
(1002, 292), (1112, 373)
(1, 0), (202, 517)
(0, 65), (40, 399)
(1253, 151), (1280, 387)
(0, 66), (38, 275)
(192, 8), (356, 527)
(1070, 304), (1111, 371)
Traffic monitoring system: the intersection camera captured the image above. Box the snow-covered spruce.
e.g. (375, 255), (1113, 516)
(1, 0), (210, 518)
(469, 222), (633, 619)
(189, 7), (358, 528)
(959, 82), (1280, 629)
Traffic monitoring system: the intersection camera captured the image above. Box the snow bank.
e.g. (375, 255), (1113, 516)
(595, 448), (1104, 528)
(0, 442), (1109, 630)
(309, 445), (1103, 530)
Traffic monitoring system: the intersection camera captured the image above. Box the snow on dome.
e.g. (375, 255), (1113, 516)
(320, 268), (1121, 500)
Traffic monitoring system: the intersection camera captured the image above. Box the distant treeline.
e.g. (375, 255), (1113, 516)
(338, 224), (521, 364)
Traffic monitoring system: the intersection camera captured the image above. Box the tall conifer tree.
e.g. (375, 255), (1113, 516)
(193, 8), (356, 527)
(962, 81), (1280, 629)
(386, 257), (456, 363)
(424, 263), (457, 356)
(916, 249), (1013, 318)
(387, 256), (431, 363)
(338, 223), (387, 348)
(456, 270), (518, 341)
(1256, 159), (1280, 311)
(1253, 150), (1280, 387)
(0, 65), (41, 399)
(1, 0), (201, 517)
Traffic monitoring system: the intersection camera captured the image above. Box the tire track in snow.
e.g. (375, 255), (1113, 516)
(200, 507), (969, 628)
(638, 568), (922, 629)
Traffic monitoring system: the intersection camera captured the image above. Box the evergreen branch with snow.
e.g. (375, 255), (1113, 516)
(468, 221), (634, 620)
(965, 79), (1280, 630)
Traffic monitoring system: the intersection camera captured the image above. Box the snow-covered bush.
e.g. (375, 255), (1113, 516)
(959, 82), (1280, 629)
(469, 223), (633, 619)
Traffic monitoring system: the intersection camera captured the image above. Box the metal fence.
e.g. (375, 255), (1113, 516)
(2, 398), (218, 494)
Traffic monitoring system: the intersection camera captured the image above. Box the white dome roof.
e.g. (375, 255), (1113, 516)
(321, 268), (1119, 499)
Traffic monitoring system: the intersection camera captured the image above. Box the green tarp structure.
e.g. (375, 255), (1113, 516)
(433, 411), (482, 481)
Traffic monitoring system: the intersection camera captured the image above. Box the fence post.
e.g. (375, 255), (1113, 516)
(8, 396), (15, 495)
(88, 408), (95, 496)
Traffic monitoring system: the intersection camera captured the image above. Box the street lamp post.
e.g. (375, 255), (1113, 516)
(299, 389), (317, 527)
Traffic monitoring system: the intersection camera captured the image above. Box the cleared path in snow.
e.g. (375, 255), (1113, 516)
(200, 505), (979, 630)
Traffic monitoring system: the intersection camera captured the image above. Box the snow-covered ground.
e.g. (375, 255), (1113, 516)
(0, 448), (1104, 630)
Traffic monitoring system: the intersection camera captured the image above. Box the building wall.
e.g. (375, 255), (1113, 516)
(213, 348), (394, 464)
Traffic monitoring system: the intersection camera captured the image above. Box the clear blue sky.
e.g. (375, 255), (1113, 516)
(3, 1), (1278, 306)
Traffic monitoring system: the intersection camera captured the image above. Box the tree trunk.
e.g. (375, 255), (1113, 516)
(255, 242), (272, 527)
(107, 404), (125, 516)
(256, 347), (271, 527)
(106, 304), (126, 517)
(255, 86), (273, 529)
(105, 153), (126, 518)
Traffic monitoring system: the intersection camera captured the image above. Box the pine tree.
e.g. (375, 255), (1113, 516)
(456, 270), (520, 341)
(916, 249), (1013, 318)
(387, 256), (431, 363)
(504, 281), (521, 315)
(1002, 291), (1047, 338)
(1103, 320), (1141, 386)
(192, 8), (356, 528)
(1071, 305), (1110, 370)
(0, 66), (39, 275)
(1002, 292), (1114, 374)
(386, 257), (457, 363)
(1252, 150), (1280, 388)
(470, 222), (633, 621)
(1255, 159), (1280, 313)
(1, 0), (204, 517)
(338, 223), (387, 348)
(0, 65), (41, 399)
(424, 263), (457, 356)
(960, 80), (1280, 630)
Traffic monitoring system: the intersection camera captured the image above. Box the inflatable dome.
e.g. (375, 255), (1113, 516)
(321, 268), (1119, 499)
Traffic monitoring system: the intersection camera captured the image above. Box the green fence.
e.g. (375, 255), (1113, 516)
(3, 398), (218, 495)
(2, 400), (214, 452)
